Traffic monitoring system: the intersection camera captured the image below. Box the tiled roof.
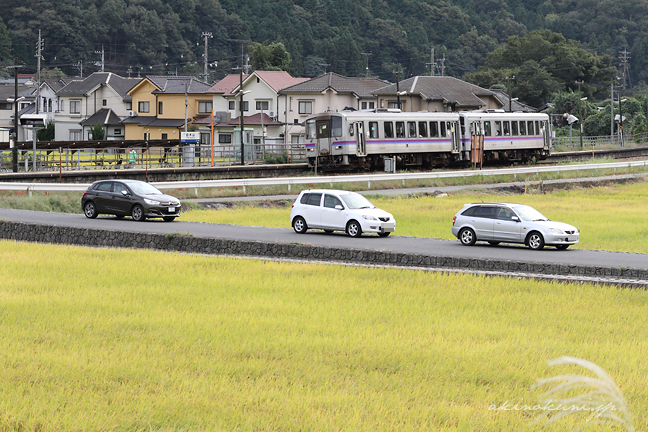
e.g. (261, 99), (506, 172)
(56, 72), (141, 99)
(120, 116), (186, 127)
(279, 72), (390, 98)
(80, 108), (123, 126)
(146, 76), (212, 94)
(207, 74), (250, 96)
(0, 84), (30, 100)
(252, 71), (310, 92)
(372, 76), (498, 108)
(488, 89), (535, 112)
(193, 112), (281, 126)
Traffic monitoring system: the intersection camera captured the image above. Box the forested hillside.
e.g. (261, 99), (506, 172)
(1, 0), (646, 101)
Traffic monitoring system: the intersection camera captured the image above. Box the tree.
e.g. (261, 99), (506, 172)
(36, 121), (54, 141)
(0, 16), (11, 62)
(249, 41), (292, 73)
(90, 124), (105, 141)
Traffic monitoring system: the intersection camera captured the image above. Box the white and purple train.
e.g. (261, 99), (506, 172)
(304, 109), (551, 170)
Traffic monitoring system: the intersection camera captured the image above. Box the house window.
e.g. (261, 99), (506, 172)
(127, 102), (132, 110)
(59, 100), (65, 111)
(158, 101), (163, 115)
(387, 101), (401, 109)
(102, 99), (107, 106)
(162, 133), (168, 139)
(70, 100), (81, 114)
(198, 101), (213, 113)
(256, 101), (269, 111)
(219, 134), (232, 144)
(114, 128), (122, 136)
(243, 101), (249, 111)
(361, 101), (375, 110)
(298, 101), (312, 115)
(0, 103), (10, 110)
(229, 101), (235, 110)
(138, 101), (150, 113)
(69, 130), (81, 140)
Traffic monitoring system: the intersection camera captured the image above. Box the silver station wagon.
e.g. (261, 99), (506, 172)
(452, 203), (579, 250)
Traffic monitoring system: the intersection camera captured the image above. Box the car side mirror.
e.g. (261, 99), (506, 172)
(511, 216), (520, 222)
(121, 190), (130, 196)
(335, 205), (343, 210)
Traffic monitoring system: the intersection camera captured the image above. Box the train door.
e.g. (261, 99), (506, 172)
(449, 122), (459, 153)
(470, 120), (484, 167)
(355, 122), (366, 156)
(541, 120), (551, 151)
(316, 119), (331, 156)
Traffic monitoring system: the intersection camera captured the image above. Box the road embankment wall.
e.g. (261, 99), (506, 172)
(1, 221), (646, 287)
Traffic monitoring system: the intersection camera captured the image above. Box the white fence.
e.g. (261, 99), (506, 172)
(1, 160), (647, 193)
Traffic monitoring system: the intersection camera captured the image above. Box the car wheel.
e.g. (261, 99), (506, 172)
(555, 244), (569, 250)
(131, 204), (146, 222)
(378, 232), (390, 237)
(293, 216), (307, 234)
(527, 232), (545, 250)
(346, 220), (362, 237)
(459, 228), (476, 246)
(83, 201), (98, 219)
(488, 241), (500, 246)
(163, 216), (176, 222)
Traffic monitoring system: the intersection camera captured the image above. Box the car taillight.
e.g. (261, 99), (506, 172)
(452, 216), (456, 226)
(82, 191), (87, 198)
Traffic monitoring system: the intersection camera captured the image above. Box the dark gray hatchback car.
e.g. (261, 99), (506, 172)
(81, 179), (181, 221)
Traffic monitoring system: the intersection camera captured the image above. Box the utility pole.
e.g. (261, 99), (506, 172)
(426, 47), (436, 76)
(235, 66), (245, 165)
(35, 29), (44, 114)
(438, 54), (446, 76)
(8, 58), (24, 172)
(94, 45), (105, 72)
(361, 52), (372, 78)
(201, 32), (213, 82)
(74, 60), (83, 78)
(576, 80), (584, 148)
(618, 49), (631, 92)
(319, 63), (330, 74)
(506, 75), (515, 112)
(393, 69), (402, 110)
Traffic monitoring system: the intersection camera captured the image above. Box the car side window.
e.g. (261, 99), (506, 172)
(300, 193), (310, 204)
(95, 182), (113, 192)
(306, 193), (322, 206)
(113, 182), (129, 195)
(496, 207), (514, 220)
(461, 206), (477, 217)
(323, 194), (343, 209)
(475, 206), (496, 218)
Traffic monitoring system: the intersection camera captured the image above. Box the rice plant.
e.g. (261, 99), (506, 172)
(532, 356), (635, 431)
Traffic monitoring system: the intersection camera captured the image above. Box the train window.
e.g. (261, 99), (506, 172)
(536, 121), (541, 134)
(408, 122), (417, 138)
(503, 121), (510, 136)
(418, 122), (428, 137)
(306, 119), (316, 140)
(369, 122), (379, 138)
(331, 116), (343, 137)
(511, 121), (518, 135)
(484, 121), (492, 136)
(495, 121), (502, 136)
(317, 122), (330, 139)
(440, 122), (447, 137)
(430, 121), (439, 137)
(384, 122), (394, 138)
(396, 122), (405, 138)
(519, 121), (526, 135)
(527, 121), (534, 135)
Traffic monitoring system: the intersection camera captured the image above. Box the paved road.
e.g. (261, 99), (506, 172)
(1, 208), (646, 271)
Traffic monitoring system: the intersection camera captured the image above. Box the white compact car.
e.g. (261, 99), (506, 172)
(290, 189), (396, 237)
(452, 202), (579, 250)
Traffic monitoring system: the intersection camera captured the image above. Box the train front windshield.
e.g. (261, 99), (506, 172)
(306, 116), (344, 140)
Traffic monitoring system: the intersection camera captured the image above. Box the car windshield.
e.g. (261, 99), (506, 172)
(128, 182), (163, 195)
(513, 205), (548, 221)
(340, 193), (375, 209)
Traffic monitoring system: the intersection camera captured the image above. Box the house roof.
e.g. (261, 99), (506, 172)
(120, 116), (186, 128)
(80, 108), (123, 126)
(246, 71), (310, 93)
(488, 89), (536, 112)
(146, 76), (212, 94)
(56, 72), (141, 100)
(372, 76), (500, 108)
(0, 84), (31, 101)
(279, 72), (390, 98)
(207, 74), (250, 96)
(193, 112), (282, 127)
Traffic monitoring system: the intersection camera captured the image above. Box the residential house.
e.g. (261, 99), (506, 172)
(488, 89), (537, 112)
(202, 71), (308, 147)
(55, 72), (140, 141)
(15, 79), (67, 141)
(0, 84), (31, 140)
(371, 76), (504, 113)
(277, 72), (390, 145)
(122, 76), (212, 141)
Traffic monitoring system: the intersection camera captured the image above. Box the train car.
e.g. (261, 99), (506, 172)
(304, 109), (550, 170)
(459, 110), (551, 164)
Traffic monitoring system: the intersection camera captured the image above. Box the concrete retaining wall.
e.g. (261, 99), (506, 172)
(1, 221), (646, 286)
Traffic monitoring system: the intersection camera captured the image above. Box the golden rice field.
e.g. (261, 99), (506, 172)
(1, 241), (646, 431)
(182, 179), (648, 254)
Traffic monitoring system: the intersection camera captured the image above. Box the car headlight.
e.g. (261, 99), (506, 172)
(362, 215), (378, 221)
(144, 198), (159, 205)
(549, 228), (564, 235)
